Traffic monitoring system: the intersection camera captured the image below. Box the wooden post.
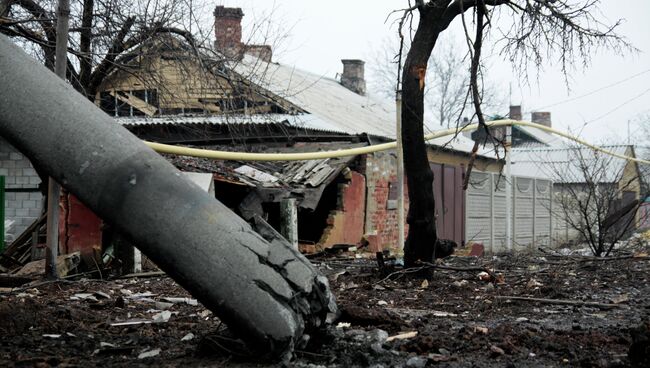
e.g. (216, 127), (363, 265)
(396, 91), (405, 259)
(45, 0), (70, 279)
(504, 125), (513, 252)
(280, 198), (298, 251)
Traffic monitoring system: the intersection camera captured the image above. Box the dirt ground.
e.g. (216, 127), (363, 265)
(1, 245), (649, 367)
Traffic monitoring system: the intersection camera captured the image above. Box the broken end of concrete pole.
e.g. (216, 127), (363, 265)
(0, 34), (337, 362)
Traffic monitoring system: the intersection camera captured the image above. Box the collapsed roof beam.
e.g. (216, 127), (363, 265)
(0, 35), (337, 361)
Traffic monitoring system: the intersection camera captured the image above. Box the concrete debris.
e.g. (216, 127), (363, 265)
(610, 294), (630, 304)
(181, 333), (195, 341)
(432, 311), (457, 317)
(162, 297), (198, 306)
(406, 356), (427, 368)
(70, 293), (98, 302)
(138, 348), (161, 359)
(368, 329), (389, 344)
(155, 301), (174, 310)
(94, 291), (111, 299)
(152, 311), (173, 323)
(336, 322), (351, 329)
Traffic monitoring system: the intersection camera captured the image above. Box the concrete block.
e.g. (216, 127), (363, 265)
(8, 168), (19, 176)
(15, 193), (29, 201)
(28, 176), (41, 185)
(14, 224), (27, 235)
(0, 160), (15, 168)
(4, 176), (15, 184)
(7, 200), (20, 209)
(29, 192), (42, 200)
(16, 176), (28, 184)
(4, 208), (15, 217)
(23, 217), (37, 226)
(28, 208), (41, 217)
(16, 208), (28, 217)
(14, 159), (30, 169)
(4, 192), (16, 200)
(23, 200), (37, 208)
(0, 168), (7, 176)
(9, 152), (22, 160)
(22, 168), (36, 176)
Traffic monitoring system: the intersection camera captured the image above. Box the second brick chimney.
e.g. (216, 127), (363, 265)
(509, 105), (522, 121)
(214, 6), (244, 59)
(531, 111), (552, 127)
(340, 59), (366, 96)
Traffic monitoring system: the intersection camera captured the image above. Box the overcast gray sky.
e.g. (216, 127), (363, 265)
(222, 1), (650, 144)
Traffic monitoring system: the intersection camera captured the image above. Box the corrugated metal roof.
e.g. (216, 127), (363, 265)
(232, 55), (397, 138)
(511, 145), (631, 183)
(514, 125), (561, 146)
(115, 54), (500, 158)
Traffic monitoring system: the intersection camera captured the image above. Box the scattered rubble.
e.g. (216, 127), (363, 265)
(1, 246), (649, 366)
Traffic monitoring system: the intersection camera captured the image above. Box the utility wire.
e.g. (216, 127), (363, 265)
(584, 87), (650, 125)
(527, 68), (650, 112)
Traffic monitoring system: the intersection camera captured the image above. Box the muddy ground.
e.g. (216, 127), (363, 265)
(1, 246), (649, 367)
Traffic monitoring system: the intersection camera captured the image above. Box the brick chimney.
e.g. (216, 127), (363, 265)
(509, 105), (522, 121)
(531, 111), (552, 127)
(214, 6), (244, 59)
(340, 59), (366, 96)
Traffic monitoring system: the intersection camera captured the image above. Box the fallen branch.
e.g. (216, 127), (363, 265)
(494, 296), (625, 310)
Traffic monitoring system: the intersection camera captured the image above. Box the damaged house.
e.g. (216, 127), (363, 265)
(2, 6), (509, 272)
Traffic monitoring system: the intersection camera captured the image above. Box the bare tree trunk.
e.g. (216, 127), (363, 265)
(78, 0), (94, 99)
(401, 7), (443, 267)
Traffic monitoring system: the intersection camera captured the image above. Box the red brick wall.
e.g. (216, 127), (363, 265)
(363, 152), (409, 252)
(319, 171), (366, 248)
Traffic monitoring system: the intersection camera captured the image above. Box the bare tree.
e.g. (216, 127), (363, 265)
(545, 146), (644, 256)
(0, 0), (207, 99)
(395, 0), (631, 267)
(371, 37), (502, 128)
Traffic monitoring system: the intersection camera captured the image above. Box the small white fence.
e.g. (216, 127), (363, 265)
(466, 172), (552, 253)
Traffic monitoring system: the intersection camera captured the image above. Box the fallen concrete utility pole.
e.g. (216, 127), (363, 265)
(0, 35), (337, 361)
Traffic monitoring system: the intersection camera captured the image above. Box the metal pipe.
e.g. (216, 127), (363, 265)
(0, 35), (335, 361)
(142, 121), (650, 165)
